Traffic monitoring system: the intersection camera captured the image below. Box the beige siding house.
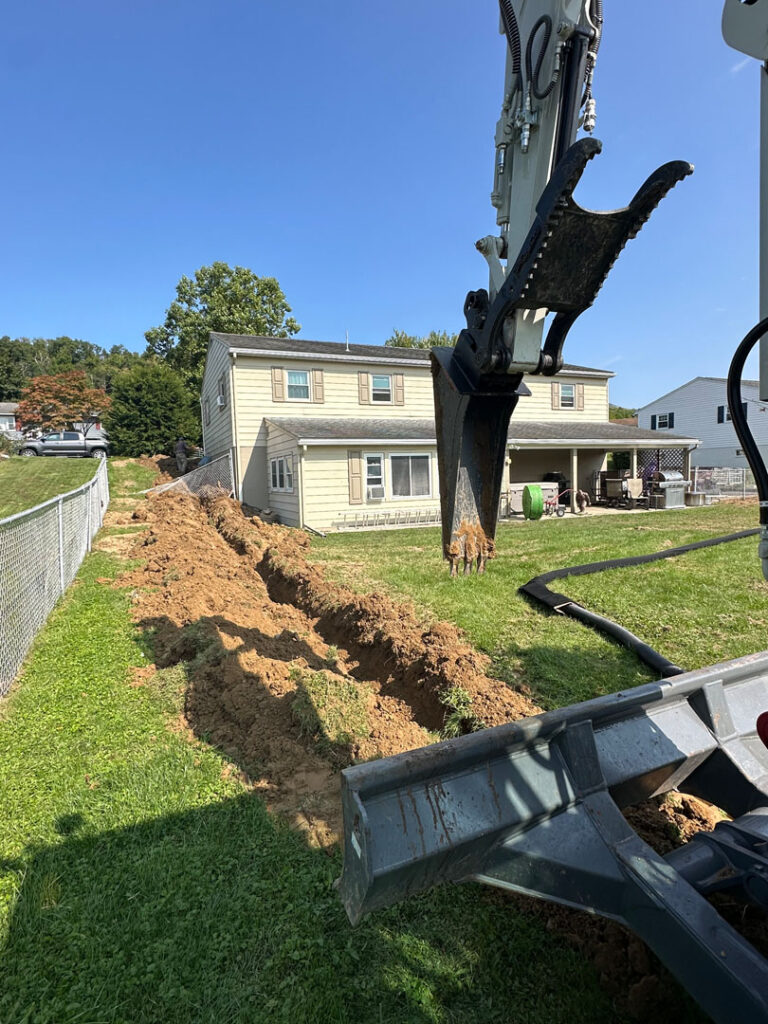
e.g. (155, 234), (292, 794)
(201, 333), (698, 529)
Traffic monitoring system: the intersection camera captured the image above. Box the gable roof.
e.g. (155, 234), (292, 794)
(212, 333), (614, 377)
(637, 375), (761, 411)
(0, 402), (18, 415)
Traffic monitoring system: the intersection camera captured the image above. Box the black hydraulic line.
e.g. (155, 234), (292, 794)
(525, 15), (557, 100)
(727, 316), (768, 525)
(519, 529), (759, 677)
(499, 0), (523, 95)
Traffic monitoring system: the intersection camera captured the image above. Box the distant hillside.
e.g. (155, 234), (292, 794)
(609, 404), (637, 421)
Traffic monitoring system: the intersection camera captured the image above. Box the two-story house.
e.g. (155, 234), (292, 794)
(201, 333), (699, 530)
(0, 403), (18, 432)
(638, 377), (766, 469)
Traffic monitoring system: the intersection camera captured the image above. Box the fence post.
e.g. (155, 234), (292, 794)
(229, 449), (235, 497)
(57, 497), (65, 595)
(86, 482), (92, 552)
(743, 469), (746, 499)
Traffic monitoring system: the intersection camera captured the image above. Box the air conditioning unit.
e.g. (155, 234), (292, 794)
(367, 485), (385, 501)
(216, 395), (226, 407)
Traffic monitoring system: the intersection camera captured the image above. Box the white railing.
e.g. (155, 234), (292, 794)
(145, 452), (235, 498)
(0, 460), (109, 695)
(691, 466), (757, 497)
(337, 507), (441, 530)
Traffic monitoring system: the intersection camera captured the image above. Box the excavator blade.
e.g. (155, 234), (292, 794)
(431, 346), (526, 576)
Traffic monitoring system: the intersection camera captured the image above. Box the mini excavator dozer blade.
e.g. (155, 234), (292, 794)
(338, 653), (768, 1024)
(432, 139), (691, 574)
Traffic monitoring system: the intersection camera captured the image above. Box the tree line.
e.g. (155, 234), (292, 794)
(4, 261), (457, 458)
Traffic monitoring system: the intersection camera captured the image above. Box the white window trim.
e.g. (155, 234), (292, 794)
(388, 451), (433, 501)
(657, 413), (670, 429)
(286, 368), (312, 403)
(217, 373), (227, 411)
(560, 383), (575, 409)
(370, 373), (393, 405)
(269, 456), (294, 493)
(364, 452), (385, 501)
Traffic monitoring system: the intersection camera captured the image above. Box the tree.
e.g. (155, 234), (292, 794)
(105, 362), (199, 457)
(609, 404), (637, 420)
(16, 371), (110, 433)
(145, 263), (300, 396)
(384, 329), (459, 349)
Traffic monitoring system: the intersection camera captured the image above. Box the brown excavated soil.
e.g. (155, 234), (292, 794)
(121, 489), (767, 1021)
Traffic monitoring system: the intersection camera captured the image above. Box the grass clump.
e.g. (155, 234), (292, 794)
(291, 667), (370, 764)
(439, 686), (483, 738)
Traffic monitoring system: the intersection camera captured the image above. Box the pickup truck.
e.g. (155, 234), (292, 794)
(19, 430), (109, 459)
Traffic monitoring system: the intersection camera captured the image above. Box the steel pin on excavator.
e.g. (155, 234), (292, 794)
(338, 4), (768, 1022)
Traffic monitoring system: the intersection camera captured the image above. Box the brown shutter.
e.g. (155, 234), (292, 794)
(358, 372), (370, 405)
(271, 367), (285, 402)
(551, 382), (560, 409)
(576, 383), (584, 411)
(393, 373), (405, 406)
(348, 450), (363, 504)
(311, 368), (324, 403)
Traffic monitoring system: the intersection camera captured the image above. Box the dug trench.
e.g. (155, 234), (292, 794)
(121, 489), (766, 1022)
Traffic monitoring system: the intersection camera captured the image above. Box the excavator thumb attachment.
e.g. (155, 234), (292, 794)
(432, 139), (693, 570)
(338, 651), (768, 1024)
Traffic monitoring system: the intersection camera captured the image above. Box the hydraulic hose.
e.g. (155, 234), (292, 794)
(499, 0), (523, 96)
(525, 15), (557, 100)
(520, 529), (759, 678)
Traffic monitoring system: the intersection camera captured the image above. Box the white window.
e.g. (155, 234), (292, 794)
(287, 370), (310, 401)
(560, 383), (575, 409)
(365, 454), (385, 500)
(371, 374), (392, 403)
(217, 374), (227, 409)
(658, 413), (669, 428)
(270, 456), (294, 492)
(390, 454), (431, 498)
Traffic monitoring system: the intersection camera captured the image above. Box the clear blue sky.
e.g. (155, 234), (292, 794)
(0, 0), (761, 407)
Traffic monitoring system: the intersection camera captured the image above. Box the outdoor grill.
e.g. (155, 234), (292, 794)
(650, 469), (689, 509)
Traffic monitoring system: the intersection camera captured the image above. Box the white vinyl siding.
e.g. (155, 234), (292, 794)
(200, 337), (234, 458)
(302, 445), (440, 530)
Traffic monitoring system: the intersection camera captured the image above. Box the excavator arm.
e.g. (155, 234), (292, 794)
(434, 0), (692, 574)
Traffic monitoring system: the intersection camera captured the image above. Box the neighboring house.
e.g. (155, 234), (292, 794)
(201, 334), (699, 530)
(0, 402), (18, 431)
(638, 377), (768, 468)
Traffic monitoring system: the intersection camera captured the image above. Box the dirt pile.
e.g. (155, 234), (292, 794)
(123, 490), (537, 846)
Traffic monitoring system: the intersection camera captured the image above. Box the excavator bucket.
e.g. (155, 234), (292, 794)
(338, 652), (768, 1024)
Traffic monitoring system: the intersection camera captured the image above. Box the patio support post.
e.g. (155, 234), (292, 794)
(631, 448), (638, 478)
(570, 448), (578, 513)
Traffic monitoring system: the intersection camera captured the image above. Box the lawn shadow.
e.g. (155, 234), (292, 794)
(0, 792), (622, 1024)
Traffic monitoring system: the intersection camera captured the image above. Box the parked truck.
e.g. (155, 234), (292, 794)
(19, 430), (108, 459)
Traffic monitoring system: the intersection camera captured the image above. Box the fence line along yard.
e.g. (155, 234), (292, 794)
(0, 459), (109, 696)
(145, 452), (235, 498)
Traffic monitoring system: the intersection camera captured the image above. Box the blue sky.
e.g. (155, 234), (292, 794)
(0, 0), (762, 407)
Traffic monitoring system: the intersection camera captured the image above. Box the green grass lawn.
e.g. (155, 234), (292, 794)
(310, 502), (765, 710)
(0, 457), (99, 518)
(0, 470), (629, 1024)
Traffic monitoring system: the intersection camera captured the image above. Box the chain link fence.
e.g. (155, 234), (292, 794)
(145, 452), (235, 498)
(0, 460), (109, 696)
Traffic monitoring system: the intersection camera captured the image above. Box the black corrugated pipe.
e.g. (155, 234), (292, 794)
(499, 0), (523, 94)
(519, 529), (759, 677)
(727, 316), (768, 525)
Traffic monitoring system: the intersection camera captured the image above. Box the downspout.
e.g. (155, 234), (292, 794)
(229, 351), (242, 501)
(298, 443), (306, 528)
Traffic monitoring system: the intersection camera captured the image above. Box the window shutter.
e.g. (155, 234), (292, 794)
(358, 372), (370, 405)
(668, 412), (675, 429)
(576, 383), (584, 411)
(311, 369), (324, 403)
(393, 373), (405, 406)
(717, 406), (724, 424)
(551, 382), (560, 409)
(271, 367), (285, 402)
(348, 450), (363, 504)
(651, 415), (657, 430)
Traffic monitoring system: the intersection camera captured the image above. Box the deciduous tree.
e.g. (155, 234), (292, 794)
(16, 371), (110, 433)
(384, 329), (459, 349)
(145, 263), (300, 396)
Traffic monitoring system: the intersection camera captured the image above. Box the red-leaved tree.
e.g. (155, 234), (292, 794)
(16, 371), (110, 432)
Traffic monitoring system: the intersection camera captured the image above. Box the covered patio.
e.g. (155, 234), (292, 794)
(505, 421), (700, 513)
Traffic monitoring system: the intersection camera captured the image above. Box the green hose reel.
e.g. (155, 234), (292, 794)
(522, 484), (544, 520)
